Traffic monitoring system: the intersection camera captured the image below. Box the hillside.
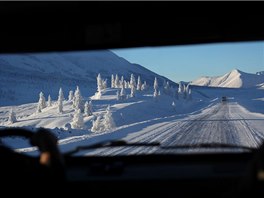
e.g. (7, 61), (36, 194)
(0, 50), (174, 106)
(191, 69), (264, 88)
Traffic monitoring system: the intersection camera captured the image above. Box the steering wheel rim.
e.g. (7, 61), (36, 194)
(0, 127), (65, 181)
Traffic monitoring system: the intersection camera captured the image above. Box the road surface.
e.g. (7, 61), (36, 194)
(88, 101), (264, 155)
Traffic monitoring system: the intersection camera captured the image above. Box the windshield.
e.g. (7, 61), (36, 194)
(0, 41), (263, 156)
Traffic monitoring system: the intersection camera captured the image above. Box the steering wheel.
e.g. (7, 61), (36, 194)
(0, 128), (65, 182)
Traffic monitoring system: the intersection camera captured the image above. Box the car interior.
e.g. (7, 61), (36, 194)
(0, 2), (264, 197)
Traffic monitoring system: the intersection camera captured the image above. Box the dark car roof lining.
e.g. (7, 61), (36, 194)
(0, 2), (263, 53)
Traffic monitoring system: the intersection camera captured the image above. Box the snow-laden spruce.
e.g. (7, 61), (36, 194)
(103, 105), (116, 130)
(71, 109), (84, 129)
(154, 77), (159, 90)
(57, 88), (64, 113)
(84, 101), (93, 116)
(91, 105), (115, 132)
(111, 74), (115, 88)
(47, 95), (52, 107)
(73, 86), (84, 112)
(36, 92), (46, 113)
(137, 76), (142, 91)
(8, 109), (17, 124)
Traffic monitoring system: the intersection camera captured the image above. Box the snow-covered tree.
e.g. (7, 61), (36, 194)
(97, 73), (104, 93)
(102, 105), (116, 130)
(178, 82), (183, 95)
(84, 101), (93, 116)
(71, 109), (84, 129)
(37, 92), (46, 112)
(153, 88), (158, 100)
(154, 77), (159, 90)
(111, 74), (115, 88)
(73, 86), (84, 112)
(102, 79), (107, 89)
(130, 85), (136, 98)
(124, 81), (129, 89)
(57, 88), (64, 113)
(137, 76), (142, 91)
(163, 81), (172, 95)
(59, 88), (64, 101)
(120, 76), (124, 88)
(183, 84), (187, 99)
(68, 90), (74, 101)
(47, 95), (52, 107)
(120, 85), (126, 100)
(8, 109), (16, 124)
(115, 74), (119, 88)
(91, 115), (102, 132)
(130, 74), (136, 88)
(141, 81), (148, 91)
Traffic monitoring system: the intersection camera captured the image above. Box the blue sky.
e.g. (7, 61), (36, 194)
(111, 41), (264, 82)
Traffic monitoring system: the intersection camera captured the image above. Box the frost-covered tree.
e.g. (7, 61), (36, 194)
(163, 81), (172, 95)
(68, 90), (74, 101)
(137, 76), (142, 91)
(47, 95), (52, 107)
(153, 88), (158, 100)
(8, 109), (16, 124)
(115, 74), (119, 88)
(111, 74), (115, 88)
(154, 77), (159, 91)
(73, 86), (84, 112)
(91, 115), (102, 132)
(102, 79), (107, 89)
(59, 88), (64, 101)
(130, 74), (136, 88)
(120, 76), (124, 88)
(120, 85), (126, 100)
(97, 73), (104, 93)
(178, 82), (183, 95)
(124, 81), (129, 89)
(130, 85), (136, 98)
(102, 105), (116, 130)
(37, 92), (46, 112)
(84, 101), (93, 116)
(183, 84), (187, 99)
(71, 109), (84, 129)
(141, 81), (148, 91)
(57, 88), (64, 113)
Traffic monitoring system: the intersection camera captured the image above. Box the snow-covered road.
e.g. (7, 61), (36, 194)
(87, 101), (264, 155)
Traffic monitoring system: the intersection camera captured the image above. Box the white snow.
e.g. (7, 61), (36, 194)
(0, 84), (263, 156)
(191, 69), (264, 88)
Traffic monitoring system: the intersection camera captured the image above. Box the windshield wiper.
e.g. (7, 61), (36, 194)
(160, 143), (255, 151)
(64, 141), (255, 156)
(64, 140), (160, 156)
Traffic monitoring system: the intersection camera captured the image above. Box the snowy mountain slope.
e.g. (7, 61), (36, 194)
(191, 69), (264, 88)
(0, 50), (174, 106)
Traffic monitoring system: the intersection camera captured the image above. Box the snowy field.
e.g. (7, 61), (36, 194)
(0, 84), (264, 156)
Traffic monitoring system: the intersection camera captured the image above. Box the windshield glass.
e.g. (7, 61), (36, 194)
(0, 41), (263, 156)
